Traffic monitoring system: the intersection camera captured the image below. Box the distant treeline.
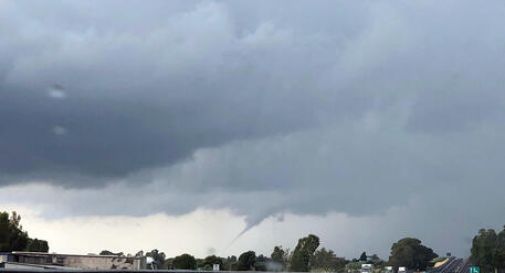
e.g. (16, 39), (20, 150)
(2, 211), (505, 273)
(97, 227), (505, 273)
(103, 235), (437, 272)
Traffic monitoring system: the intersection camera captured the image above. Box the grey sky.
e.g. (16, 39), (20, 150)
(1, 0), (505, 258)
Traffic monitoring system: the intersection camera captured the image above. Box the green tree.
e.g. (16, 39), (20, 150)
(271, 246), (289, 271)
(173, 253), (197, 270)
(470, 227), (505, 273)
(0, 211), (30, 252)
(202, 255), (224, 270)
(360, 252), (368, 262)
(290, 234), (320, 272)
(368, 254), (385, 271)
(237, 251), (256, 271)
(255, 254), (270, 271)
(388, 237), (437, 271)
(368, 254), (382, 264)
(311, 247), (347, 272)
(472, 229), (498, 273)
(224, 255), (238, 271)
(26, 238), (49, 252)
(494, 227), (505, 273)
(346, 261), (362, 273)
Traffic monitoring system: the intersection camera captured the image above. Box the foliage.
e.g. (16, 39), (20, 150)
(471, 227), (505, 273)
(388, 237), (437, 271)
(346, 261), (363, 273)
(290, 234), (320, 272)
(173, 253), (197, 270)
(99, 250), (121, 255)
(0, 211), (48, 252)
(223, 255), (238, 271)
(472, 229), (497, 273)
(311, 247), (347, 272)
(254, 254), (271, 271)
(26, 238), (49, 252)
(368, 254), (383, 265)
(237, 251), (256, 271)
(271, 245), (290, 271)
(495, 228), (505, 273)
(200, 255), (224, 270)
(360, 252), (368, 262)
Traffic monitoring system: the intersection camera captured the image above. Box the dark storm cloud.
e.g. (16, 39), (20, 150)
(0, 0), (375, 185)
(2, 0), (505, 253)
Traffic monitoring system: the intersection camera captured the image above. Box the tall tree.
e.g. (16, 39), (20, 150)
(494, 227), (505, 273)
(290, 234), (320, 272)
(237, 251), (256, 271)
(472, 229), (498, 273)
(389, 237), (437, 271)
(471, 227), (505, 273)
(271, 246), (288, 271)
(0, 211), (38, 252)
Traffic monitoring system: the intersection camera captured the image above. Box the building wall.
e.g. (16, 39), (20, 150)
(17, 254), (50, 264)
(10, 252), (145, 270)
(62, 255), (143, 270)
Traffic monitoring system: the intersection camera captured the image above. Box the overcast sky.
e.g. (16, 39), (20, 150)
(1, 0), (505, 259)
